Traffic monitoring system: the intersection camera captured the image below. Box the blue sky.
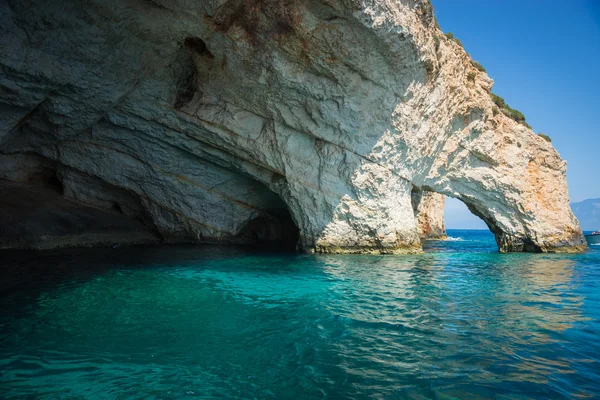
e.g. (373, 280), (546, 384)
(432, 0), (600, 229)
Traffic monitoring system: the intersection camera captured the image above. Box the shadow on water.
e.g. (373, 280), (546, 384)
(1, 231), (599, 399)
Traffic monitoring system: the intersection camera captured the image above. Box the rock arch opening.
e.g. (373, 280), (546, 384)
(236, 207), (300, 251)
(458, 199), (543, 253)
(415, 186), (545, 253)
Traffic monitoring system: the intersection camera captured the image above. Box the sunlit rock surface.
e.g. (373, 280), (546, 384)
(412, 190), (446, 240)
(0, 0), (586, 252)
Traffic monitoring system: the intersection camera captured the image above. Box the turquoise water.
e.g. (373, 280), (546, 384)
(1, 230), (599, 399)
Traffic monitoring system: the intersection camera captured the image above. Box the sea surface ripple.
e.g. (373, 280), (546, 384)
(1, 230), (599, 399)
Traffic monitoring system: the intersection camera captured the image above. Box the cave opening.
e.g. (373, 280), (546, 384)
(236, 208), (300, 252)
(45, 176), (63, 194)
(111, 202), (124, 214)
(458, 199), (542, 252)
(184, 37), (213, 58)
(27, 169), (64, 195)
(434, 193), (543, 253)
(413, 185), (501, 250)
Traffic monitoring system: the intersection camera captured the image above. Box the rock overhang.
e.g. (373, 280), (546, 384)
(0, 0), (587, 253)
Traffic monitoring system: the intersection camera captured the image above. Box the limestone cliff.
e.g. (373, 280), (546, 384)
(412, 190), (446, 240)
(0, 0), (586, 253)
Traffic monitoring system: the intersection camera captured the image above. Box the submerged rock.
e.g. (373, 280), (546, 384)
(0, 0), (586, 253)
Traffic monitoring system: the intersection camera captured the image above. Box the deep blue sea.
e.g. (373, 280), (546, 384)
(1, 230), (599, 399)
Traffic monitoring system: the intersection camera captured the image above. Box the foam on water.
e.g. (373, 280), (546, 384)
(1, 229), (599, 399)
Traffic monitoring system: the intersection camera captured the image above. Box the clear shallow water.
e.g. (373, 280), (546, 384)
(1, 230), (599, 399)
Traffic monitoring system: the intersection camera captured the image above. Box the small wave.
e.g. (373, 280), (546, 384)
(591, 243), (600, 246)
(445, 237), (464, 241)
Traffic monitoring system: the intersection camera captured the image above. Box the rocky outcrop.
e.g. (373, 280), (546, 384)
(0, 0), (586, 253)
(412, 189), (446, 240)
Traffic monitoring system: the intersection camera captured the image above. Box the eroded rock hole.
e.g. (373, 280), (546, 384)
(45, 176), (63, 194)
(174, 37), (212, 110)
(173, 52), (198, 110)
(237, 208), (299, 251)
(111, 202), (123, 214)
(184, 37), (213, 58)
(26, 169), (63, 194)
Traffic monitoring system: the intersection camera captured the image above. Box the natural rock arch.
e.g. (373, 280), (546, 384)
(0, 0), (586, 253)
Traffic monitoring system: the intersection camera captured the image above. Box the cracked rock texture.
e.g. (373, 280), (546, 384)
(0, 0), (586, 253)
(412, 190), (446, 240)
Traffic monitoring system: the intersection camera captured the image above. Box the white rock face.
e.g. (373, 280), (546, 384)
(412, 190), (446, 240)
(0, 0), (586, 252)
